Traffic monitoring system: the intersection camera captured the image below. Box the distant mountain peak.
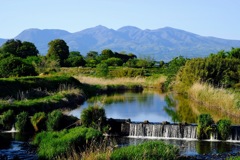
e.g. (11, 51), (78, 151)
(1, 25), (240, 61)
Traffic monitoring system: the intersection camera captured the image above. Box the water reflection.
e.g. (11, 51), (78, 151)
(69, 90), (173, 122)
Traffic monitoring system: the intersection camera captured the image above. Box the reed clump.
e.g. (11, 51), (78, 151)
(188, 82), (240, 118)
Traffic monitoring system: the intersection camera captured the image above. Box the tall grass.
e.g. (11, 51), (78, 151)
(110, 141), (179, 160)
(74, 75), (166, 89)
(57, 137), (116, 160)
(188, 82), (240, 119)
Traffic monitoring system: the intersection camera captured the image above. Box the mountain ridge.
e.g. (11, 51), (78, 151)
(0, 26), (240, 61)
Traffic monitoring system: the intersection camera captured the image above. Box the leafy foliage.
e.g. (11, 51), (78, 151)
(0, 56), (37, 78)
(80, 105), (107, 131)
(46, 110), (64, 131)
(96, 63), (109, 77)
(110, 68), (145, 77)
(15, 111), (33, 133)
(100, 49), (114, 60)
(0, 110), (15, 130)
(46, 39), (69, 66)
(31, 112), (46, 132)
(197, 114), (214, 139)
(174, 49), (240, 93)
(110, 141), (179, 160)
(1, 39), (38, 58)
(103, 57), (123, 66)
(217, 119), (231, 140)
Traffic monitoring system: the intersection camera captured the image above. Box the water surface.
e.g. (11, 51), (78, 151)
(69, 91), (175, 122)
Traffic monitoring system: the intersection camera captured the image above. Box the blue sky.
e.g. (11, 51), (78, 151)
(1, 0), (240, 39)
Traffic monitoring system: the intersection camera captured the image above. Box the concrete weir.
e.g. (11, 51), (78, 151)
(107, 119), (240, 141)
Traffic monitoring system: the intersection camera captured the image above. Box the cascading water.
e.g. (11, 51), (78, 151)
(128, 123), (240, 141)
(129, 123), (198, 140)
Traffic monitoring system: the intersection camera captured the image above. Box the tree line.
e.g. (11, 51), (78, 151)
(0, 39), (156, 78)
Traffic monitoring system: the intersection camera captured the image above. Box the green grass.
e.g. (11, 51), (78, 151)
(110, 141), (179, 160)
(0, 75), (81, 98)
(0, 88), (84, 113)
(32, 127), (102, 159)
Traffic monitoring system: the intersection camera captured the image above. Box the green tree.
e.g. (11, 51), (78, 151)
(69, 51), (81, 57)
(104, 57), (123, 66)
(100, 49), (114, 60)
(0, 56), (37, 78)
(228, 47), (240, 59)
(1, 39), (39, 58)
(46, 39), (69, 66)
(1, 39), (22, 55)
(85, 51), (99, 60)
(17, 41), (39, 58)
(64, 51), (86, 67)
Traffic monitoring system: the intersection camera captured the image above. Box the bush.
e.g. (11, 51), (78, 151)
(197, 114), (214, 139)
(110, 141), (179, 160)
(31, 112), (46, 132)
(0, 110), (15, 130)
(96, 63), (109, 77)
(0, 56), (37, 78)
(15, 111), (32, 133)
(217, 119), (231, 140)
(104, 57), (123, 66)
(32, 127), (102, 159)
(80, 105), (107, 131)
(64, 56), (86, 67)
(46, 110), (64, 131)
(110, 68), (145, 77)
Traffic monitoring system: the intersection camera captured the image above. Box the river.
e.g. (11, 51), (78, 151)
(1, 90), (240, 159)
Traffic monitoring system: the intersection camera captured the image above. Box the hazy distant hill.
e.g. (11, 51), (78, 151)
(0, 38), (6, 46)
(1, 25), (240, 61)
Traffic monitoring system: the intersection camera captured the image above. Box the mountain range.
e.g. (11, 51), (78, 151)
(1, 25), (240, 61)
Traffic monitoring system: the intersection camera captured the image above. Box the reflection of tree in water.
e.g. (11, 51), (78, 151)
(196, 141), (232, 154)
(164, 94), (180, 123)
(164, 94), (197, 123)
(86, 92), (153, 106)
(174, 94), (197, 123)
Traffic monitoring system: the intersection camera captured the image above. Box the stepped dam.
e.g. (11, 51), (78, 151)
(108, 119), (240, 141)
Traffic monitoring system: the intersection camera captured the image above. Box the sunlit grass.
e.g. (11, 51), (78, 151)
(74, 75), (166, 88)
(188, 82), (240, 121)
(0, 87), (84, 112)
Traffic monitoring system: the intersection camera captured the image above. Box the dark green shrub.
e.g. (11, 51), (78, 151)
(64, 56), (86, 67)
(80, 105), (107, 131)
(0, 56), (37, 78)
(197, 114), (214, 139)
(0, 110), (15, 130)
(31, 112), (46, 132)
(104, 57), (123, 66)
(32, 127), (102, 159)
(110, 141), (179, 160)
(46, 110), (64, 131)
(15, 111), (33, 133)
(217, 119), (231, 140)
(96, 63), (109, 77)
